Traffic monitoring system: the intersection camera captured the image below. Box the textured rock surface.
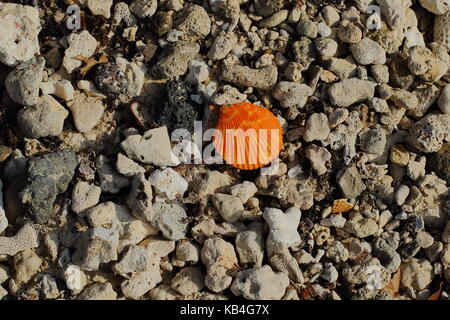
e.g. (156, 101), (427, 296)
(17, 95), (69, 138)
(20, 150), (78, 223)
(0, 3), (41, 66)
(6, 57), (45, 106)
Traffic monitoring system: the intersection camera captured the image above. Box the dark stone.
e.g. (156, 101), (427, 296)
(93, 63), (128, 96)
(20, 149), (78, 224)
(430, 142), (450, 184)
(398, 241), (421, 260)
(156, 80), (201, 134)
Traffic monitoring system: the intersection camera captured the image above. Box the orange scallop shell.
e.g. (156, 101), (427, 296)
(213, 102), (283, 170)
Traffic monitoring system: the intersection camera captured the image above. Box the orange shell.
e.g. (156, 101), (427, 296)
(332, 199), (354, 214)
(213, 102), (283, 170)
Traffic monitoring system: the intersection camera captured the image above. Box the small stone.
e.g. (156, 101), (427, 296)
(151, 203), (188, 241)
(157, 80), (200, 133)
(434, 11), (450, 50)
(395, 185), (410, 206)
(408, 46), (434, 76)
(303, 113), (330, 142)
(222, 183), (254, 206)
(338, 24), (362, 44)
(113, 245), (155, 277)
(64, 264), (87, 294)
(371, 64), (390, 84)
(368, 97), (389, 113)
(86, 202), (115, 227)
(0, 224), (39, 256)
(176, 241), (200, 264)
(328, 78), (375, 107)
(292, 37), (317, 70)
(438, 84), (450, 114)
(221, 64), (278, 91)
(297, 20), (318, 39)
(115, 57), (147, 98)
(212, 85), (247, 105)
(441, 244), (450, 265)
(38, 274), (60, 299)
(231, 265), (289, 300)
(73, 227), (120, 271)
(321, 263), (339, 283)
(326, 241), (349, 263)
(317, 22), (332, 37)
(320, 215), (346, 228)
(401, 259), (434, 291)
(77, 282), (117, 300)
(350, 38), (386, 65)
(305, 144), (331, 176)
(0, 146), (12, 163)
(314, 38), (338, 59)
(328, 57), (357, 80)
(0, 3), (41, 66)
(174, 4), (211, 40)
(71, 181), (101, 215)
(294, 250), (315, 264)
(14, 249), (42, 284)
(426, 242), (443, 262)
(87, 0), (113, 18)
(6, 56), (45, 106)
(236, 226), (264, 267)
(150, 11), (174, 36)
(116, 153), (145, 178)
(96, 155), (130, 194)
(20, 150), (77, 224)
(322, 5), (340, 26)
(283, 62), (303, 82)
(171, 266), (205, 295)
(272, 81), (312, 108)
(194, 170), (233, 199)
(63, 31), (99, 74)
(258, 10), (289, 28)
(207, 33), (237, 61)
(152, 41), (200, 79)
(407, 114), (450, 153)
(342, 262), (390, 289)
(126, 173), (153, 222)
(67, 92), (105, 133)
(40, 80), (75, 102)
(417, 231), (434, 249)
(360, 128), (386, 154)
(372, 238), (401, 273)
(345, 212), (378, 238)
(201, 237), (238, 292)
(130, 0), (157, 19)
(419, 0), (449, 15)
(390, 144), (410, 166)
(0, 264), (11, 284)
(17, 95), (69, 139)
(443, 222), (450, 244)
(337, 166), (365, 199)
(263, 207), (301, 253)
(378, 84), (419, 110)
(376, 0), (409, 29)
(148, 168), (188, 200)
(120, 126), (180, 167)
(212, 193), (244, 223)
(269, 249), (304, 283)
